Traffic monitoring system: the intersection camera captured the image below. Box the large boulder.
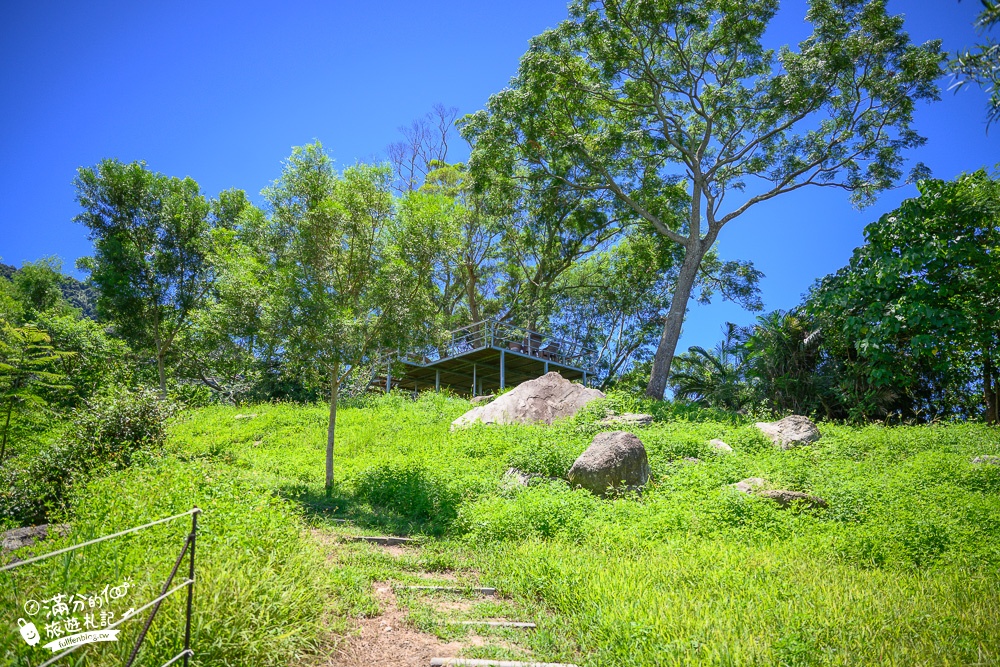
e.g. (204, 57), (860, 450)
(755, 415), (821, 449)
(451, 372), (605, 429)
(972, 455), (1000, 466)
(568, 431), (650, 497)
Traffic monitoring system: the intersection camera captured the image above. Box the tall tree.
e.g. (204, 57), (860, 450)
(74, 159), (213, 396)
(266, 143), (442, 496)
(463, 0), (943, 398)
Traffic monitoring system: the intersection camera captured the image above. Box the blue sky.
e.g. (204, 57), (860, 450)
(1, 0), (997, 353)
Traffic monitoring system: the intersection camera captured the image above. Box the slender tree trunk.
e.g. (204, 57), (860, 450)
(645, 244), (704, 400)
(326, 363), (340, 498)
(986, 355), (998, 425)
(465, 265), (480, 323)
(0, 396), (14, 465)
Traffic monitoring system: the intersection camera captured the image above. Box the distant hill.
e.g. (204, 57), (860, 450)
(0, 261), (99, 320)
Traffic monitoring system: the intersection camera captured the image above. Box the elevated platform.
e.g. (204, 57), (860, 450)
(378, 320), (597, 396)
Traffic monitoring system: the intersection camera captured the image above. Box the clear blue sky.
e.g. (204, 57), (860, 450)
(1, 0), (997, 353)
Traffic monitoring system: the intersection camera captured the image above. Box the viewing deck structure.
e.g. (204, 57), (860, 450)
(379, 320), (598, 396)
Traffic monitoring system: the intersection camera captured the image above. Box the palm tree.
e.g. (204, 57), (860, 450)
(669, 323), (749, 411)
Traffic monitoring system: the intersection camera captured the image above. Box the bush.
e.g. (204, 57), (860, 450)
(0, 387), (173, 525)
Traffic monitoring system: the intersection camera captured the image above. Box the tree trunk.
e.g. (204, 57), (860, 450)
(326, 363), (340, 498)
(156, 345), (167, 399)
(465, 265), (480, 323)
(0, 396), (14, 465)
(645, 244), (704, 399)
(986, 355), (998, 425)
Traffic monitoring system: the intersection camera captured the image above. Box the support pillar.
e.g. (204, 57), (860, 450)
(435, 369), (440, 392)
(386, 362), (391, 392)
(500, 350), (506, 390)
(472, 363), (477, 397)
(582, 371), (587, 387)
(544, 361), (549, 374)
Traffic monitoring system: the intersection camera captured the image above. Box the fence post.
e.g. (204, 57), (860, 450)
(183, 507), (198, 666)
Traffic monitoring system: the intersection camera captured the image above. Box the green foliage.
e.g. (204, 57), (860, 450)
(0, 387), (172, 525)
(3, 392), (993, 664)
(951, 0), (1000, 126)
(808, 170), (1000, 422)
(34, 311), (134, 407)
(11, 256), (74, 319)
(0, 324), (72, 463)
(74, 158), (214, 394)
(464, 0), (944, 398)
(0, 458), (334, 666)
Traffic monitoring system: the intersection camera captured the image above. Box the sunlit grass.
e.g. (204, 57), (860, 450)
(3, 391), (999, 665)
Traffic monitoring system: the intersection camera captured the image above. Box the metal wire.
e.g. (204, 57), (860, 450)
(159, 649), (194, 667)
(0, 508), (201, 572)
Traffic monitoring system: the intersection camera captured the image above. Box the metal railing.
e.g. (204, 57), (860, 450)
(397, 320), (598, 372)
(2, 508), (200, 667)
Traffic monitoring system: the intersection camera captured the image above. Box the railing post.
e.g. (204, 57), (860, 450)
(183, 507), (198, 666)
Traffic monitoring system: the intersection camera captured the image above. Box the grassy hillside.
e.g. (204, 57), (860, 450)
(3, 391), (999, 666)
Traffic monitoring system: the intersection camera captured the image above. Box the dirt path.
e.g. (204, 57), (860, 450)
(310, 529), (526, 667)
(322, 582), (466, 667)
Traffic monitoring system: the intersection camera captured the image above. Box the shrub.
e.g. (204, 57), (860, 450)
(353, 462), (464, 530)
(0, 387), (173, 525)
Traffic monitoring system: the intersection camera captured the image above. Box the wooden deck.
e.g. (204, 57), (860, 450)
(377, 320), (596, 396)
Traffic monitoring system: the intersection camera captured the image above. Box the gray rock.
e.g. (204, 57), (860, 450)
(501, 467), (547, 487)
(755, 415), (821, 449)
(233, 413), (259, 420)
(757, 489), (828, 509)
(451, 372), (605, 429)
(599, 412), (654, 427)
(731, 477), (767, 494)
(568, 431), (650, 497)
(709, 438), (733, 453)
(971, 455), (1000, 465)
(470, 395), (493, 406)
(2, 524), (70, 554)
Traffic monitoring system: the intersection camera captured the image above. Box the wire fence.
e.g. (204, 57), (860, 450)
(2, 508), (200, 667)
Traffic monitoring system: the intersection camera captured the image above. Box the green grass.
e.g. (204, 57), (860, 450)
(3, 390), (1000, 666)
